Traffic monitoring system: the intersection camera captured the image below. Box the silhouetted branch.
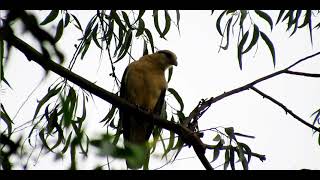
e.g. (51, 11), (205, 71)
(285, 71), (320, 78)
(250, 86), (320, 132)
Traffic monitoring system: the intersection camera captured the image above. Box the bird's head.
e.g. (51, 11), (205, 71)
(155, 50), (178, 70)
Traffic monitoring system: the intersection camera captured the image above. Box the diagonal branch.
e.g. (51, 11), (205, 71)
(285, 70), (320, 78)
(250, 86), (320, 132)
(0, 24), (213, 170)
(185, 52), (320, 132)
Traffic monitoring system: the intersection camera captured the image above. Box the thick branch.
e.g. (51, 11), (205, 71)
(250, 86), (320, 132)
(0, 26), (213, 170)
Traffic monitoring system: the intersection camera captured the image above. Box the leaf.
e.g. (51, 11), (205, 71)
(239, 10), (248, 28)
(64, 12), (70, 27)
(289, 10), (302, 37)
(236, 145), (248, 170)
(116, 29), (133, 61)
(161, 10), (171, 38)
(167, 66), (173, 83)
(121, 11), (132, 29)
(113, 28), (124, 57)
(176, 10), (180, 32)
(243, 24), (260, 54)
(224, 149), (230, 170)
(100, 105), (116, 125)
(54, 19), (64, 43)
(62, 132), (73, 154)
(220, 17), (233, 50)
(255, 10), (273, 30)
(40, 10), (59, 25)
(216, 10), (227, 36)
(32, 84), (62, 121)
(298, 10), (311, 29)
(237, 30), (249, 70)
(260, 31), (276, 67)
(134, 10), (145, 24)
(39, 129), (50, 150)
(211, 148), (220, 162)
(1, 104), (13, 136)
(106, 19), (114, 46)
(213, 134), (221, 141)
(162, 117), (175, 158)
(92, 24), (102, 49)
(230, 147), (235, 170)
(111, 10), (126, 30)
(276, 10), (286, 25)
(153, 10), (162, 37)
(144, 28), (155, 53)
(238, 142), (252, 163)
(168, 88), (184, 111)
(286, 10), (295, 31)
(80, 35), (92, 60)
(225, 127), (235, 139)
(71, 14), (83, 32)
(135, 19), (145, 37)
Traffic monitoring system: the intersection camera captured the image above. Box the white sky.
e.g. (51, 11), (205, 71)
(1, 10), (320, 170)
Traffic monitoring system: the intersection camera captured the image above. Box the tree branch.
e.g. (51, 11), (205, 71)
(0, 25), (213, 170)
(185, 51), (320, 132)
(250, 86), (320, 132)
(285, 70), (320, 78)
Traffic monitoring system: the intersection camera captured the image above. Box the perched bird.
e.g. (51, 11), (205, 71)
(119, 50), (178, 169)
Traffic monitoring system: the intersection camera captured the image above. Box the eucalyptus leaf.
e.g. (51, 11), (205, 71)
(237, 31), (249, 70)
(168, 88), (184, 111)
(255, 10), (273, 30)
(260, 31), (276, 67)
(243, 24), (260, 54)
(40, 10), (59, 25)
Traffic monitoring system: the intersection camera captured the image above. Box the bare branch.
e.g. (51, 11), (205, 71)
(285, 70), (320, 78)
(251, 86), (320, 132)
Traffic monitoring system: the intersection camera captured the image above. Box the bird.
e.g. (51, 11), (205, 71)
(119, 50), (178, 169)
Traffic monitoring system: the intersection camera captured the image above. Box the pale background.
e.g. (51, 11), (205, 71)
(1, 10), (320, 170)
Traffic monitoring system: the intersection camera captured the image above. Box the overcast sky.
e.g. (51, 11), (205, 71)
(2, 10), (320, 170)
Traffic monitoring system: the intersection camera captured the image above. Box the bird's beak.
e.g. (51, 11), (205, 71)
(173, 59), (178, 66)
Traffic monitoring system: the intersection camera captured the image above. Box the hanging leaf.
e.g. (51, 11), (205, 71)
(61, 132), (73, 154)
(168, 88), (184, 111)
(260, 31), (276, 67)
(144, 28), (155, 53)
(176, 10), (180, 32)
(238, 142), (252, 163)
(224, 149), (230, 170)
(255, 10), (273, 30)
(1, 104), (13, 137)
(167, 66), (173, 83)
(213, 134), (221, 141)
(106, 19), (114, 46)
(121, 11), (132, 29)
(40, 10), (59, 25)
(113, 28), (124, 58)
(239, 10), (248, 28)
(211, 147), (220, 162)
(162, 117), (175, 158)
(71, 14), (83, 32)
(237, 31), (249, 70)
(54, 19), (64, 43)
(64, 12), (70, 27)
(134, 10), (145, 24)
(153, 10), (162, 37)
(111, 10), (126, 30)
(161, 10), (171, 38)
(220, 17), (233, 50)
(92, 24), (102, 49)
(243, 24), (260, 54)
(230, 147), (235, 170)
(80, 35), (92, 60)
(216, 10), (227, 36)
(276, 10), (286, 25)
(135, 19), (145, 37)
(116, 29), (133, 62)
(100, 105), (116, 124)
(290, 10), (302, 37)
(32, 84), (62, 121)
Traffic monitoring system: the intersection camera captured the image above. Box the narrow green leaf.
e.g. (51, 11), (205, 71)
(225, 127), (235, 139)
(168, 88), (184, 111)
(176, 10), (180, 31)
(144, 28), (155, 53)
(100, 105), (116, 124)
(161, 10), (171, 38)
(106, 20), (114, 45)
(216, 10), (227, 36)
(224, 149), (230, 170)
(111, 10), (126, 30)
(1, 104), (13, 136)
(237, 31), (249, 70)
(230, 147), (235, 170)
(238, 142), (252, 163)
(236, 145), (248, 170)
(64, 12), (70, 27)
(54, 19), (64, 43)
(143, 39), (148, 55)
(80, 35), (91, 60)
(92, 24), (102, 49)
(282, 10), (292, 23)
(116, 29), (133, 62)
(153, 10), (162, 37)
(290, 10), (302, 37)
(243, 24), (260, 54)
(255, 10), (273, 30)
(39, 129), (51, 150)
(167, 66), (173, 83)
(276, 10), (286, 25)
(308, 11), (313, 45)
(135, 19), (145, 37)
(211, 147), (220, 162)
(213, 134), (221, 141)
(121, 11), (132, 29)
(113, 28), (124, 57)
(298, 10), (311, 28)
(33, 85), (62, 121)
(162, 117), (175, 158)
(220, 17), (233, 50)
(71, 14), (83, 32)
(226, 10), (236, 14)
(40, 10), (59, 25)
(260, 31), (276, 67)
(62, 132), (73, 154)
(134, 10), (145, 24)
(239, 10), (248, 28)
(286, 10), (295, 31)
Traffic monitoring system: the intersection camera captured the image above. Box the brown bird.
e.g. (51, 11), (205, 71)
(119, 50), (178, 169)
